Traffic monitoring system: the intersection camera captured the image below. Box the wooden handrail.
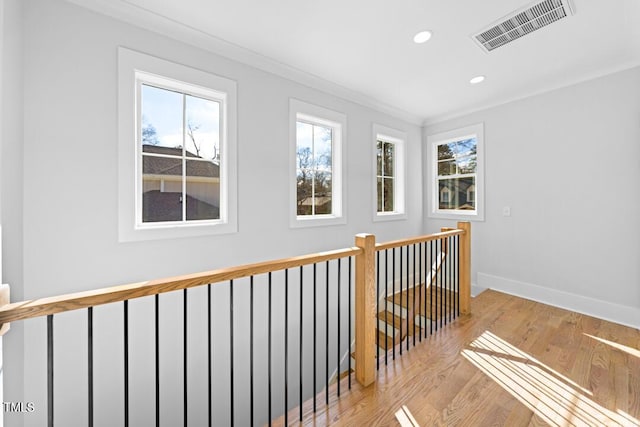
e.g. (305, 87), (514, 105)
(375, 229), (464, 251)
(0, 284), (9, 336)
(0, 224), (471, 327)
(0, 246), (361, 324)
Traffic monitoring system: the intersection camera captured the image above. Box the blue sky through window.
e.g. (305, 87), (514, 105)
(141, 84), (220, 161)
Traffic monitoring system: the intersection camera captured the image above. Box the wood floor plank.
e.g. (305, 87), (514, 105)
(279, 290), (640, 427)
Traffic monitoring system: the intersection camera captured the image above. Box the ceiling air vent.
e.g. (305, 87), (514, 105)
(472, 0), (575, 52)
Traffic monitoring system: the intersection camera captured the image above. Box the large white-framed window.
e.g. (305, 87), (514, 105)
(373, 124), (406, 221)
(289, 99), (346, 228)
(118, 47), (238, 241)
(427, 123), (484, 221)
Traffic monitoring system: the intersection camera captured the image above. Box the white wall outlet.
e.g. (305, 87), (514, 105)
(503, 206), (511, 217)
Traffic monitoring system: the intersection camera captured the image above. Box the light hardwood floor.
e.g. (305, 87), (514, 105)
(279, 289), (640, 426)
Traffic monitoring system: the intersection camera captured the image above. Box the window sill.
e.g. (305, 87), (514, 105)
(428, 210), (484, 222)
(373, 212), (407, 222)
(119, 221), (237, 242)
(290, 214), (347, 229)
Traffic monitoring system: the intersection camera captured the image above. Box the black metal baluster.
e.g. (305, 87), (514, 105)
(385, 250), (389, 364)
(313, 264), (317, 412)
(376, 251), (380, 369)
(456, 235), (460, 317)
(418, 243), (422, 342)
(208, 285), (212, 427)
(406, 245), (409, 352)
(230, 280), (235, 426)
(399, 247), (402, 356)
(452, 236), (456, 321)
(430, 241), (434, 335)
(250, 277), (254, 427)
(392, 248), (396, 360)
(439, 240), (443, 330)
(412, 244), (416, 347)
(449, 236), (453, 324)
(88, 308), (93, 427)
(268, 273), (272, 424)
(325, 260), (329, 406)
(285, 269), (289, 426)
(184, 289), (188, 427)
(348, 257), (352, 389)
(444, 238), (448, 327)
(336, 259), (341, 397)
(154, 294), (160, 427)
(423, 242), (428, 339)
(448, 237), (451, 323)
(47, 315), (54, 427)
(443, 239), (447, 328)
(155, 295), (160, 427)
(124, 301), (129, 427)
(299, 266), (303, 420)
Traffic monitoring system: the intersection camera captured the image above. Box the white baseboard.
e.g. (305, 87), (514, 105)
(478, 273), (640, 329)
(471, 284), (486, 297)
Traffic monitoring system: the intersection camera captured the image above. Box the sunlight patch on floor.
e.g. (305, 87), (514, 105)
(584, 333), (640, 359)
(462, 331), (638, 427)
(395, 405), (420, 427)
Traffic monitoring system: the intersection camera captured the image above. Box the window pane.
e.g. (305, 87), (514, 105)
(438, 143), (455, 160)
(383, 142), (394, 177)
(314, 124), (332, 171)
(376, 141), (383, 176)
(142, 155), (182, 222)
(377, 177), (383, 211)
(457, 156), (477, 174)
(456, 138), (477, 157)
(141, 84), (183, 151)
(383, 177), (394, 212)
(185, 159), (220, 221)
(296, 122), (313, 170)
(296, 169), (312, 215)
(314, 172), (332, 214)
(438, 177), (475, 210)
(438, 160), (456, 176)
(185, 95), (220, 163)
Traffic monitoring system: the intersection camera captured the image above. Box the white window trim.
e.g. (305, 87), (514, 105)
(289, 99), (346, 228)
(118, 47), (238, 241)
(427, 123), (484, 221)
(372, 124), (407, 222)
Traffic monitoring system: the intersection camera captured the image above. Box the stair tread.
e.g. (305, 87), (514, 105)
(378, 329), (396, 349)
(378, 310), (404, 326)
(386, 286), (457, 311)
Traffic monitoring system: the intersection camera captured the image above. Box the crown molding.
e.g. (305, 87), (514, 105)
(64, 0), (424, 126)
(422, 60), (640, 127)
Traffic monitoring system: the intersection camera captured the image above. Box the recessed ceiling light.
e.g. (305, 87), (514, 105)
(413, 30), (432, 44)
(470, 75), (485, 84)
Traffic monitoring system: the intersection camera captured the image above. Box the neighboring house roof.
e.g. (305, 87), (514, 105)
(142, 190), (219, 222)
(142, 144), (219, 178)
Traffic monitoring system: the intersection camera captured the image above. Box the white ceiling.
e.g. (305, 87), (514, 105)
(70, 0), (640, 124)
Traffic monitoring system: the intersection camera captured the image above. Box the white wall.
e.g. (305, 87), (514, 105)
(425, 66), (640, 328)
(1, 0), (25, 426)
(4, 0), (424, 425)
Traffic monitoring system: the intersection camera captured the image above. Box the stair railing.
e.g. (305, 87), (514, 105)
(0, 221), (470, 426)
